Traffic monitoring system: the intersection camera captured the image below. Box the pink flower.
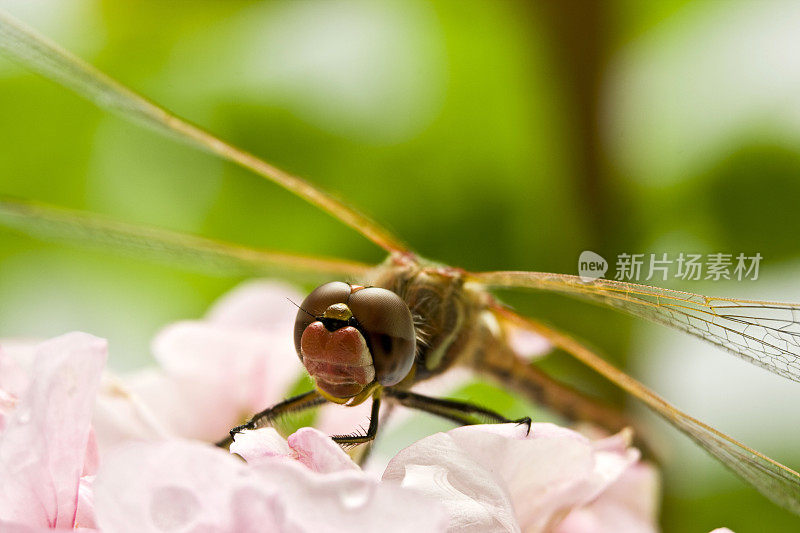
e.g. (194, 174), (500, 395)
(0, 281), (734, 532)
(93, 279), (515, 449)
(94, 280), (306, 449)
(92, 435), (448, 532)
(92, 279), (392, 448)
(383, 423), (658, 533)
(231, 426), (361, 474)
(0, 333), (107, 531)
(229, 422), (662, 533)
(87, 279), (665, 531)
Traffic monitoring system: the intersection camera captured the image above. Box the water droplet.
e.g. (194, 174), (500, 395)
(338, 480), (372, 510)
(150, 486), (200, 530)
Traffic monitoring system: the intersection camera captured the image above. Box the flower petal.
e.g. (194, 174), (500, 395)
(95, 440), (270, 532)
(95, 439), (447, 533)
(287, 427), (360, 473)
(0, 521), (95, 533)
(314, 400), (373, 437)
(206, 280), (303, 333)
(92, 371), (173, 453)
(504, 323), (552, 362)
(149, 320), (300, 440)
(384, 423), (642, 533)
(230, 427), (292, 463)
(94, 280), (307, 446)
(81, 428), (100, 477)
(554, 462), (659, 533)
(75, 476), (97, 530)
(0, 388), (16, 433)
(232, 427), (360, 474)
(121, 365), (219, 441)
(383, 427), (522, 532)
(253, 460), (448, 532)
(0, 332), (106, 528)
(0, 340), (39, 396)
(399, 462), (518, 533)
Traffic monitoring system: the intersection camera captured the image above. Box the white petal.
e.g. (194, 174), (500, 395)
(206, 279), (304, 333)
(384, 423), (642, 533)
(505, 324), (552, 362)
(252, 459), (448, 532)
(92, 371), (173, 452)
(231, 428), (292, 463)
(554, 462), (659, 533)
(314, 400), (373, 436)
(400, 463), (519, 533)
(125, 365), (237, 442)
(147, 321), (300, 441)
(154, 321), (298, 404)
(95, 439), (446, 533)
(384, 429), (521, 532)
(0, 340), (39, 394)
(95, 440), (271, 532)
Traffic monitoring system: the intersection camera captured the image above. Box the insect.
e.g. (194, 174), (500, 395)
(226, 273), (543, 448)
(0, 9), (799, 516)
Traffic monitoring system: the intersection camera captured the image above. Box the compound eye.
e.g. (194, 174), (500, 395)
(348, 287), (416, 386)
(293, 281), (351, 357)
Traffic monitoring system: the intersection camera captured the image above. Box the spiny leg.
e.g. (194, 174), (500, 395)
(384, 388), (531, 434)
(478, 350), (630, 431)
(474, 310), (631, 434)
(216, 390), (326, 448)
(332, 394), (382, 447)
(352, 402), (396, 466)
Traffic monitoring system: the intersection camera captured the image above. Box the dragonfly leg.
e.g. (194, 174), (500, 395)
(478, 352), (630, 432)
(216, 389), (326, 448)
(384, 388), (531, 434)
(332, 394), (382, 447)
(476, 310), (631, 434)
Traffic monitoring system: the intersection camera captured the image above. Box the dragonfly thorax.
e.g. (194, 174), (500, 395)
(368, 258), (487, 381)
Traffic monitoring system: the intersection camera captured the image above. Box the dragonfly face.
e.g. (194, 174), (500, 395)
(294, 281), (416, 402)
(1, 9), (799, 516)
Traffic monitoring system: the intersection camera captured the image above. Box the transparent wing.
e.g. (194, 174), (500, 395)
(0, 197), (372, 280)
(0, 10), (408, 254)
(470, 271), (800, 383)
(495, 306), (800, 515)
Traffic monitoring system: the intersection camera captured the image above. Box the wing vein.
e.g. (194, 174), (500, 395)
(0, 10), (408, 254)
(470, 271), (800, 382)
(494, 306), (800, 515)
(0, 197), (372, 279)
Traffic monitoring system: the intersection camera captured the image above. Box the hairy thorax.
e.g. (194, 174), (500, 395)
(367, 253), (497, 384)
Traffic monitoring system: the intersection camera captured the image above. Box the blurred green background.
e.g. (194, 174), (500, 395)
(1, 0), (800, 530)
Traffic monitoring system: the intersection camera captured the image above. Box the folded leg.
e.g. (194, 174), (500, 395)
(384, 388), (531, 434)
(216, 389), (326, 448)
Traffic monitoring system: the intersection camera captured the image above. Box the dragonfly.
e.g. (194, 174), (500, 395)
(1, 10), (799, 515)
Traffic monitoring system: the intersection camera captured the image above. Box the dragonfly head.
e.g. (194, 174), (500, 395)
(293, 282), (416, 402)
